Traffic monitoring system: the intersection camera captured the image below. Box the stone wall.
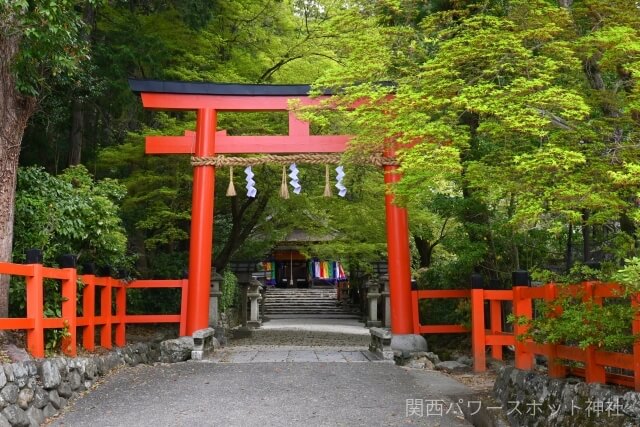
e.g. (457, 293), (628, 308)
(494, 366), (640, 427)
(0, 343), (161, 426)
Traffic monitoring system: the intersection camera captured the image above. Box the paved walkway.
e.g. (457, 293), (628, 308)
(50, 362), (474, 427)
(209, 345), (381, 363)
(50, 318), (478, 426)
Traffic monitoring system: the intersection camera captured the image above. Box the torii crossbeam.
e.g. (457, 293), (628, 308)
(129, 79), (416, 341)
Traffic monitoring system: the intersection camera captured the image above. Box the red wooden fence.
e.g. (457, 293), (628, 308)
(412, 282), (640, 391)
(0, 261), (187, 358)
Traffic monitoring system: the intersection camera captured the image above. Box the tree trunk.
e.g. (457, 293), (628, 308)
(68, 100), (84, 166)
(620, 212), (638, 253)
(0, 20), (37, 316)
(213, 194), (269, 272)
(414, 235), (433, 268)
(582, 210), (591, 262)
(67, 3), (95, 167)
(566, 223), (574, 272)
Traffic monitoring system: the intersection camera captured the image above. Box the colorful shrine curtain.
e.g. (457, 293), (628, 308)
(262, 261), (277, 285)
(307, 260), (347, 281)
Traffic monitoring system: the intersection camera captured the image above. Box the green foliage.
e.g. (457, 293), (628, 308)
(220, 270), (239, 313)
(125, 288), (181, 315)
(613, 257), (640, 296)
(510, 258), (640, 353)
(510, 291), (638, 352)
(10, 165), (127, 349)
(13, 165), (129, 268)
(302, 0), (640, 288)
(10, 0), (640, 325)
(1, 0), (101, 96)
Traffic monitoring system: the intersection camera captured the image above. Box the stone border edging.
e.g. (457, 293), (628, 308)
(494, 366), (640, 426)
(0, 342), (164, 426)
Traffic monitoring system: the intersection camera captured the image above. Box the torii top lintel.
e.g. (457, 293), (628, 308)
(129, 79), (349, 155)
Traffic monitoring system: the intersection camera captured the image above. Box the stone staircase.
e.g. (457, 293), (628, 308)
(263, 287), (360, 320)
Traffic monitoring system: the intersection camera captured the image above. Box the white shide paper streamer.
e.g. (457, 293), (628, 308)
(335, 165), (347, 197)
(245, 166), (257, 198)
(288, 163), (302, 195)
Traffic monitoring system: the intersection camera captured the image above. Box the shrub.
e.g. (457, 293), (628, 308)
(510, 258), (640, 352)
(220, 270), (239, 313)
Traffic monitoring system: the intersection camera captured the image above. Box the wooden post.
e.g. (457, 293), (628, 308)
(411, 290), (420, 334)
(81, 274), (96, 351)
(186, 108), (217, 335)
(384, 159), (413, 335)
(26, 263), (44, 358)
(513, 286), (534, 370)
(100, 277), (112, 349)
(61, 267), (77, 357)
(471, 288), (486, 372)
(179, 278), (189, 337)
(115, 282), (126, 347)
(583, 281), (606, 384)
(490, 299), (503, 360)
(632, 294), (640, 391)
(545, 283), (566, 378)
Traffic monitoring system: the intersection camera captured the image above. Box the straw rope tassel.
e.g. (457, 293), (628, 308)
(226, 166), (237, 196)
(280, 165), (290, 199)
(323, 164), (332, 197)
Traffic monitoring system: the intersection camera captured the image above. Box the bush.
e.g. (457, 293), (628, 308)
(220, 270), (239, 313)
(510, 258), (640, 352)
(13, 165), (129, 268)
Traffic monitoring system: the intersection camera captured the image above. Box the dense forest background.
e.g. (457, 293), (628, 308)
(1, 0), (639, 316)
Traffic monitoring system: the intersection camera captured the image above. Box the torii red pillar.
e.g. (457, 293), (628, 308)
(384, 164), (413, 334)
(187, 108), (217, 333)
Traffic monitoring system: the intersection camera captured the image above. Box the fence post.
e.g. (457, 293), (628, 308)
(115, 281), (126, 347)
(632, 294), (640, 391)
(545, 282), (565, 378)
(25, 249), (44, 358)
(81, 267), (96, 351)
(490, 298), (503, 361)
(583, 281), (606, 384)
(411, 290), (419, 334)
(513, 271), (533, 371)
(179, 278), (189, 336)
(471, 274), (486, 372)
(100, 276), (113, 349)
(60, 255), (77, 357)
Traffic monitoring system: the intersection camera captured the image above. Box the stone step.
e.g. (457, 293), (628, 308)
(265, 298), (337, 300)
(265, 289), (336, 293)
(262, 287), (359, 319)
(265, 307), (358, 313)
(265, 308), (358, 312)
(263, 302), (339, 306)
(264, 314), (362, 320)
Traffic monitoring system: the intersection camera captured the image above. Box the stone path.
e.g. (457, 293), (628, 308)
(50, 362), (475, 427)
(208, 345), (383, 363)
(49, 318), (479, 426)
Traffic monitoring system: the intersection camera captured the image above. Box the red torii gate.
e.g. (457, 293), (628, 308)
(129, 80), (416, 340)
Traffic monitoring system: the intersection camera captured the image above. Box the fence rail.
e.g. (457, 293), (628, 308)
(412, 281), (640, 391)
(0, 261), (187, 358)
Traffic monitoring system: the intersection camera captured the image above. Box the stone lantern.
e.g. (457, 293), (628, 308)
(366, 278), (382, 327)
(209, 270), (223, 327)
(247, 278), (263, 328)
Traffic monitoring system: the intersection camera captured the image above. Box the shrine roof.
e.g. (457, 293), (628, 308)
(129, 79), (325, 96)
